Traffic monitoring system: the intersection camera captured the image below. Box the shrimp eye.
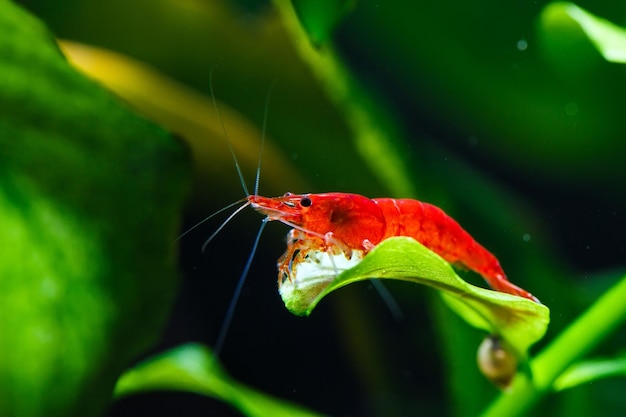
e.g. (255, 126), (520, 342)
(300, 197), (312, 207)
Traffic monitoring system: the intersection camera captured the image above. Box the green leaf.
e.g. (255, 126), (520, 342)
(541, 2), (626, 63)
(553, 355), (626, 391)
(292, 0), (357, 47)
(114, 343), (326, 417)
(0, 1), (190, 416)
(281, 237), (549, 357)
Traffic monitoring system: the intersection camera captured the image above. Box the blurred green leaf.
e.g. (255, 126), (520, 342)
(542, 2), (626, 63)
(115, 343), (326, 417)
(281, 237), (549, 358)
(292, 0), (356, 46)
(554, 355), (626, 391)
(0, 1), (190, 416)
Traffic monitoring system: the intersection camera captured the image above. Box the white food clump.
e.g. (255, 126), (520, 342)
(279, 244), (364, 315)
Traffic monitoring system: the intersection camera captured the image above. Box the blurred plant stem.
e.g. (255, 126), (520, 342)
(482, 274), (626, 417)
(271, 0), (417, 199)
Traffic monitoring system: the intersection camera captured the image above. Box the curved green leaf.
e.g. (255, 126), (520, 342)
(0, 1), (190, 415)
(281, 237), (549, 357)
(114, 343), (325, 417)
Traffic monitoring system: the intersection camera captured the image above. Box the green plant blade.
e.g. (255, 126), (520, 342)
(114, 343), (326, 417)
(553, 355), (626, 391)
(282, 237), (549, 357)
(0, 1), (190, 416)
(541, 2), (626, 63)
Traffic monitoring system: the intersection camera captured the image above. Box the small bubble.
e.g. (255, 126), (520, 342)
(565, 102), (579, 116)
(468, 136), (478, 146)
(522, 233), (531, 242)
(517, 39), (528, 51)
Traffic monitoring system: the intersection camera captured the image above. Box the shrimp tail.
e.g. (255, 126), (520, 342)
(488, 272), (539, 303)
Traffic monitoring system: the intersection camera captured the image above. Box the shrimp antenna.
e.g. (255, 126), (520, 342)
(176, 198), (247, 242)
(369, 279), (404, 321)
(209, 67), (250, 197)
(213, 218), (269, 357)
(253, 79), (278, 197)
(201, 201), (251, 252)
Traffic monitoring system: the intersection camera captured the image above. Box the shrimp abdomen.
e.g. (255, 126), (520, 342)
(373, 198), (534, 299)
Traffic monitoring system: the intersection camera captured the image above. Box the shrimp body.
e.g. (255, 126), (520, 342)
(250, 192), (537, 302)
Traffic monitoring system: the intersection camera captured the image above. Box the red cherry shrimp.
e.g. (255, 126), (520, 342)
(181, 73), (538, 357)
